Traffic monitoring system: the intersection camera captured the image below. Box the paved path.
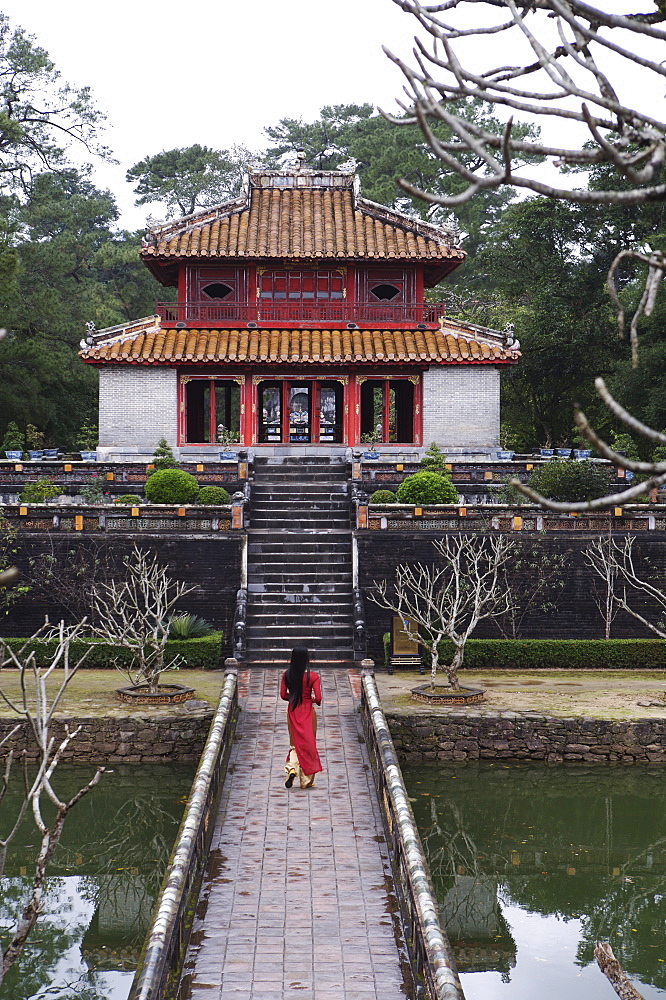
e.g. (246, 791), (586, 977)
(178, 668), (413, 1000)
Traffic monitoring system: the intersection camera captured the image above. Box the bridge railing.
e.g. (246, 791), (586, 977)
(360, 668), (466, 1000)
(127, 666), (239, 1000)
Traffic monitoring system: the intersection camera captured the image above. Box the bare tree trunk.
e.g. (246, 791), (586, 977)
(446, 642), (465, 691)
(594, 942), (645, 1000)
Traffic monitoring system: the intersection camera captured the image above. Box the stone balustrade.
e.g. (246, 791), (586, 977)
(2, 503), (238, 532)
(359, 503), (666, 532)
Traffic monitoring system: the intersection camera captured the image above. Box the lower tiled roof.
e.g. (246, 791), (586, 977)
(81, 325), (519, 365)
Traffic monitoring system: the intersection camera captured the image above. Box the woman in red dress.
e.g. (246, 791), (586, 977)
(280, 647), (322, 789)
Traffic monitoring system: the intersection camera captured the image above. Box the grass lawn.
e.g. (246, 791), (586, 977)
(376, 669), (666, 720)
(0, 669), (227, 719)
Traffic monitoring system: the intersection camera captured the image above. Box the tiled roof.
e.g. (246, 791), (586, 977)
(141, 169), (465, 264)
(80, 318), (520, 366)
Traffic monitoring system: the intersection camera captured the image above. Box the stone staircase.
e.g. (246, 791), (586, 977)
(245, 458), (354, 666)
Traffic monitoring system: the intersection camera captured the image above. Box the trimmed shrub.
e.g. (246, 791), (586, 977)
(115, 494), (143, 505)
(434, 638), (666, 671)
(396, 471), (458, 505)
(527, 460), (613, 503)
(1, 421), (24, 452)
(420, 442), (448, 472)
(369, 489), (397, 504)
(151, 437), (178, 472)
(0, 633), (224, 670)
(169, 613), (215, 639)
(20, 479), (61, 503)
(144, 468), (200, 504)
(197, 485), (230, 505)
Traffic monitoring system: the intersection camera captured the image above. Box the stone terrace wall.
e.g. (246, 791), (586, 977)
(387, 713), (666, 764)
(0, 713), (213, 763)
(7, 533), (243, 637)
(357, 530), (666, 655)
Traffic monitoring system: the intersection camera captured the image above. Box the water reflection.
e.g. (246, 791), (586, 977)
(403, 763), (666, 998)
(0, 764), (194, 999)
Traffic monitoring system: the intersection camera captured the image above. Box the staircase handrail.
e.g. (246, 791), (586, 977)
(232, 587), (247, 663)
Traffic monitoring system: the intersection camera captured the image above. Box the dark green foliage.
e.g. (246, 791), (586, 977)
(653, 433), (666, 464)
(76, 420), (98, 451)
(369, 489), (397, 504)
(0, 169), (165, 447)
(383, 631), (391, 669)
(527, 460), (613, 503)
(1, 421), (24, 451)
(151, 437), (178, 471)
(610, 432), (640, 461)
(196, 485), (230, 505)
(144, 468), (200, 504)
(435, 638), (666, 671)
(420, 443), (448, 473)
(169, 613), (215, 639)
(19, 478), (60, 503)
(114, 494), (142, 505)
(0, 633), (224, 670)
(396, 471), (458, 505)
(126, 144), (250, 217)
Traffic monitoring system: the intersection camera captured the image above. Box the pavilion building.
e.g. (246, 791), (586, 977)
(80, 163), (520, 461)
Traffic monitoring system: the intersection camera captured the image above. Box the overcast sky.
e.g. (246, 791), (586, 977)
(5, 0), (421, 228)
(5, 1), (665, 231)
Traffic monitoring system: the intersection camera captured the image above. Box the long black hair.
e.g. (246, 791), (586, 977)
(284, 646), (310, 710)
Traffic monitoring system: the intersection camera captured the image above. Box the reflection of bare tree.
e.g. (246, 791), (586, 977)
(420, 797), (517, 977)
(72, 792), (179, 941)
(0, 623), (104, 984)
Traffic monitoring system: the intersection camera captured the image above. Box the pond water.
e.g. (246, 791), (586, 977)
(0, 763), (195, 1000)
(402, 762), (666, 1000)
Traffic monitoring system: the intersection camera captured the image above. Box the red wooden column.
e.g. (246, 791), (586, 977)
(414, 376), (423, 445)
(241, 375), (253, 446)
(348, 376), (360, 446)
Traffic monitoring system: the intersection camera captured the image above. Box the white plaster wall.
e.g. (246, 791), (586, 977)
(421, 366), (500, 452)
(98, 367), (178, 458)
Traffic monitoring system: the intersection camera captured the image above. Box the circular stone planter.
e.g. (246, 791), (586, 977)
(411, 684), (485, 705)
(116, 684), (195, 705)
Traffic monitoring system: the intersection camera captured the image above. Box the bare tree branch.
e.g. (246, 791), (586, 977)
(0, 623), (105, 983)
(369, 535), (515, 688)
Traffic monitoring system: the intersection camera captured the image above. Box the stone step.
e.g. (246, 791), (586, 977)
(253, 472), (348, 483)
(245, 638), (354, 655)
(248, 539), (351, 552)
(247, 592), (352, 607)
(247, 609), (353, 623)
(252, 483), (348, 494)
(245, 658), (355, 667)
(248, 552), (350, 566)
(247, 582), (353, 595)
(250, 517), (349, 532)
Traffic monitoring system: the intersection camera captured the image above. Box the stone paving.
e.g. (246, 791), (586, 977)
(178, 667), (413, 1000)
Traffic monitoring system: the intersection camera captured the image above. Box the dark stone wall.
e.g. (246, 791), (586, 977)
(6, 532), (243, 641)
(0, 713), (213, 763)
(387, 713), (666, 764)
(357, 530), (666, 659)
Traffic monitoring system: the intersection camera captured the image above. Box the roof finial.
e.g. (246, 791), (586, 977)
(295, 147), (306, 170)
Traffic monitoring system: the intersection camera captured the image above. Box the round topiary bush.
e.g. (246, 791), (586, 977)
(144, 468), (200, 504)
(114, 494), (143, 505)
(369, 489), (397, 504)
(527, 460), (613, 502)
(197, 486), (230, 505)
(396, 471), (458, 505)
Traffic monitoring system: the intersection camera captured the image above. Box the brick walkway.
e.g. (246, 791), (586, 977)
(178, 668), (413, 1000)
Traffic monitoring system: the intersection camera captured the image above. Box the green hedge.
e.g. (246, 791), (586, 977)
(432, 638), (666, 671)
(0, 632), (224, 670)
